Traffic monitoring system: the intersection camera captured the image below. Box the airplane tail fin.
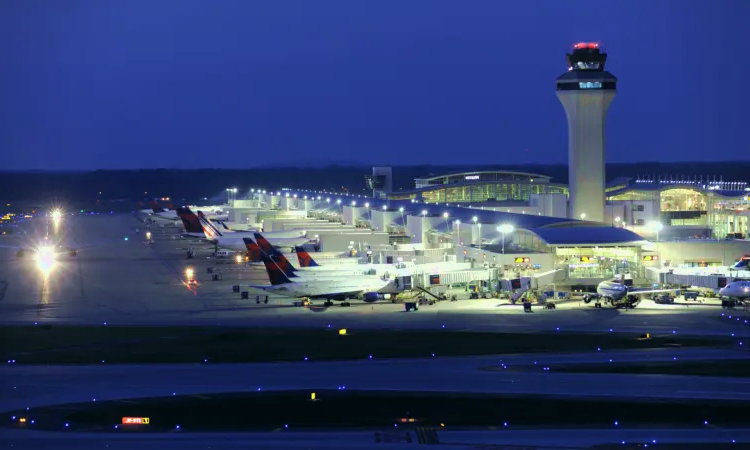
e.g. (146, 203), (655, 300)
(260, 251), (294, 285)
(198, 211), (223, 237)
(242, 237), (262, 262)
(197, 214), (220, 240)
(734, 258), (750, 269)
(176, 207), (202, 233)
(295, 246), (320, 267)
(254, 232), (297, 273)
(150, 200), (167, 213)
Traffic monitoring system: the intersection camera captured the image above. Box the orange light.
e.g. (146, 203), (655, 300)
(19, 418), (26, 423)
(122, 417), (150, 425)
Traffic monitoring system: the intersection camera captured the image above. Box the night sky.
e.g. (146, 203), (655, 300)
(2, 0), (748, 170)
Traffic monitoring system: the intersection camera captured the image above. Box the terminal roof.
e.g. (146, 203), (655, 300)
(524, 226), (646, 245)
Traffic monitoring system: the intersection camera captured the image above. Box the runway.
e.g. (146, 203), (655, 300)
(2, 347), (749, 416)
(0, 214), (746, 338)
(1, 428), (748, 449)
(2, 347), (750, 447)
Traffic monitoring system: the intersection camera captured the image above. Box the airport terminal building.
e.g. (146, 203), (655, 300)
(388, 171), (569, 204)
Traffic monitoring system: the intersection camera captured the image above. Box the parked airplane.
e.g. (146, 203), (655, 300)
(248, 238), (373, 278)
(294, 246), (362, 268)
(253, 251), (389, 306)
(582, 279), (679, 307)
(141, 201), (227, 221)
(198, 212), (307, 240)
(198, 216), (309, 251)
(719, 280), (750, 302)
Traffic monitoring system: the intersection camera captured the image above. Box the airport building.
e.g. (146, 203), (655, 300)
(606, 176), (749, 240)
(201, 42), (750, 299)
(387, 170), (569, 217)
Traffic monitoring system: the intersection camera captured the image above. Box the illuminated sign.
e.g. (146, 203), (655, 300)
(464, 175), (480, 180)
(429, 274), (441, 285)
(514, 257), (531, 263)
(579, 81), (602, 89)
(642, 255), (659, 261)
(122, 417), (150, 425)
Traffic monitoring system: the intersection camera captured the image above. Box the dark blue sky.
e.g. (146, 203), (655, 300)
(2, 0), (748, 170)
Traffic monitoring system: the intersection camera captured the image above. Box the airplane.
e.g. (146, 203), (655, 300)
(294, 246), (362, 269)
(199, 212), (306, 239)
(196, 215), (309, 251)
(141, 201), (228, 222)
(582, 279), (679, 307)
(252, 251), (389, 306)
(719, 280), (750, 302)
(248, 238), (375, 279)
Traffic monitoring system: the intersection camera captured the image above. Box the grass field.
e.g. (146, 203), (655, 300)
(0, 325), (735, 364)
(7, 390), (747, 432)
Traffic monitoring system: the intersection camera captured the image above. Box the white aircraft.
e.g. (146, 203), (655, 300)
(247, 237), (381, 280)
(141, 201), (227, 222)
(719, 280), (750, 302)
(293, 246), (365, 269)
(199, 212), (306, 239)
(582, 279), (678, 307)
(198, 216), (309, 251)
(253, 251), (389, 306)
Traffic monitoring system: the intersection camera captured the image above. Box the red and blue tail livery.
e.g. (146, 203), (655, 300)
(295, 246), (319, 267)
(242, 237), (262, 262)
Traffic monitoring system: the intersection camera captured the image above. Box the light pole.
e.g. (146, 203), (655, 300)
(497, 224), (514, 254)
(365, 202), (370, 222)
(454, 219), (461, 244)
(443, 212), (449, 231)
(649, 221), (664, 242)
(580, 213), (587, 221)
(399, 206), (404, 225)
(614, 216), (621, 227)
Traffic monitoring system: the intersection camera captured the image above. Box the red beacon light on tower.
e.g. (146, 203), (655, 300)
(573, 42), (599, 50)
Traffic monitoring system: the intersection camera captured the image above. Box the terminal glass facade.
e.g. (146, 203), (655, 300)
(554, 246), (641, 279)
(660, 188), (706, 212)
(391, 183), (568, 203)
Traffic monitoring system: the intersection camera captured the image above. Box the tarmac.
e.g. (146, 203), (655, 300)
(0, 214), (747, 338)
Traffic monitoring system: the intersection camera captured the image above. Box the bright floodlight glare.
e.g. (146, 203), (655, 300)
(455, 219), (461, 224)
(443, 212), (449, 218)
(382, 205), (387, 210)
(649, 221), (664, 232)
(185, 267), (194, 279)
(422, 210), (427, 216)
(351, 200), (356, 206)
(399, 207), (404, 213)
(472, 216), (478, 223)
(365, 202), (370, 208)
(51, 210), (62, 220)
(36, 246), (55, 271)
(497, 224), (514, 234)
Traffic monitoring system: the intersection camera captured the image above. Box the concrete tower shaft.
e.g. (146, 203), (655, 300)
(558, 90), (615, 222)
(556, 42), (617, 223)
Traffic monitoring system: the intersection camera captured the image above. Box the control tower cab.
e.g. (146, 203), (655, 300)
(556, 42), (617, 223)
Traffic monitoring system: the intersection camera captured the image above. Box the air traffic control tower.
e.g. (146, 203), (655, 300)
(557, 42), (616, 223)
